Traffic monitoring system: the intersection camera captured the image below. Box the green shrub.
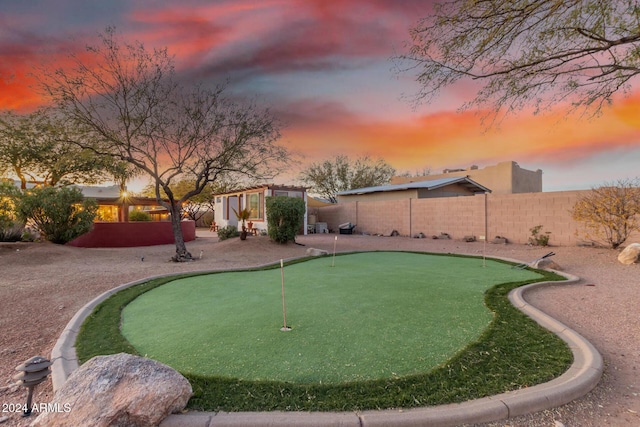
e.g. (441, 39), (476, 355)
(528, 225), (550, 246)
(128, 210), (152, 221)
(0, 223), (24, 242)
(17, 186), (97, 244)
(217, 225), (239, 241)
(20, 227), (39, 242)
(266, 196), (305, 243)
(0, 181), (24, 241)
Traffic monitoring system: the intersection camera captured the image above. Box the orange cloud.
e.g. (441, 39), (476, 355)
(285, 90), (640, 174)
(3, 0), (637, 190)
(0, 39), (48, 111)
(0, 38), (123, 112)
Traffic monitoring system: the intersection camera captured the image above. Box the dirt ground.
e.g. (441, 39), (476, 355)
(0, 231), (638, 426)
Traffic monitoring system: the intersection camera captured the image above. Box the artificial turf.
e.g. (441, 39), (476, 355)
(121, 252), (541, 384)
(76, 251), (572, 412)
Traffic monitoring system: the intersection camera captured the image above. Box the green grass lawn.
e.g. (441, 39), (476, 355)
(121, 252), (539, 383)
(76, 251), (572, 412)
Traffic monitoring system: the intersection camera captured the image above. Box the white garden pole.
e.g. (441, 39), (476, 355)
(331, 235), (338, 267)
(280, 259), (291, 331)
(483, 193), (488, 268)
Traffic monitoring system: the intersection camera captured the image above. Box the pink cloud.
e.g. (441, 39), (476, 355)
(122, 0), (432, 80)
(282, 90), (640, 175)
(124, 7), (230, 69)
(0, 0), (434, 110)
(3, 0), (637, 192)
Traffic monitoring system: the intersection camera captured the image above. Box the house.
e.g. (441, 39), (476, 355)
(75, 185), (170, 222)
(336, 176), (491, 203)
(212, 184), (308, 235)
(391, 161), (542, 194)
(6, 181), (169, 222)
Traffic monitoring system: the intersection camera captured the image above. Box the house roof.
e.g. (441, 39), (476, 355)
(336, 176), (491, 196)
(74, 184), (121, 198)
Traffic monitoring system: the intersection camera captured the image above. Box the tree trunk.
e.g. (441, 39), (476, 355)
(169, 203), (192, 262)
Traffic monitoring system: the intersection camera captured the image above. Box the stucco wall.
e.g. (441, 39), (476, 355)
(392, 161), (542, 194)
(214, 188), (308, 235)
(67, 220), (196, 247)
(316, 190), (640, 246)
(417, 183), (478, 198)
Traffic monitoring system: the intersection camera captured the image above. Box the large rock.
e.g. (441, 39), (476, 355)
(32, 353), (192, 427)
(618, 243), (640, 265)
(533, 258), (562, 271)
(306, 247), (328, 256)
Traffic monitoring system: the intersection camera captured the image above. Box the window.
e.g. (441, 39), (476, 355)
(247, 192), (263, 220)
(96, 205), (118, 222)
(274, 190), (303, 198)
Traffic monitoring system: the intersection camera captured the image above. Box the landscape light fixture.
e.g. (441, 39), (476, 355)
(13, 356), (52, 417)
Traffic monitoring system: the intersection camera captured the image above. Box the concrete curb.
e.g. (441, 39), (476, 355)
(50, 256), (602, 427)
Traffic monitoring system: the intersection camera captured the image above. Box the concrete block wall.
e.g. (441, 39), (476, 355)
(315, 190), (640, 246)
(315, 203), (356, 233)
(354, 200), (410, 236)
(411, 195), (486, 239)
(486, 192), (580, 245)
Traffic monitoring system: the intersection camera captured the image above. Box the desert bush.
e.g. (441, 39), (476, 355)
(266, 196), (305, 244)
(528, 225), (550, 246)
(0, 223), (24, 242)
(0, 181), (24, 241)
(17, 186), (97, 244)
(129, 210), (152, 221)
(571, 178), (640, 249)
(217, 225), (239, 241)
(20, 227), (39, 242)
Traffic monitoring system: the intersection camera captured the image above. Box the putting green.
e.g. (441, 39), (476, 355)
(121, 252), (541, 384)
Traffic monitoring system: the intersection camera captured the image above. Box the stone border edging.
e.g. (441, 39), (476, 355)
(50, 256), (603, 427)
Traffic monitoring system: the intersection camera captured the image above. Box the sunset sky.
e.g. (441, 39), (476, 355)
(2, 0), (640, 191)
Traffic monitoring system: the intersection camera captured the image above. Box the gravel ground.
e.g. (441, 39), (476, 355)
(0, 231), (638, 426)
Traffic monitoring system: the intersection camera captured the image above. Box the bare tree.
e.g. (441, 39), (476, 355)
(399, 1), (640, 118)
(40, 27), (288, 261)
(571, 178), (640, 249)
(300, 155), (395, 203)
(396, 166), (431, 179)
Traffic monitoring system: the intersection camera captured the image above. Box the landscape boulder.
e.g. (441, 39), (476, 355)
(618, 243), (640, 265)
(32, 353), (192, 427)
(306, 247), (328, 256)
(533, 258), (562, 271)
